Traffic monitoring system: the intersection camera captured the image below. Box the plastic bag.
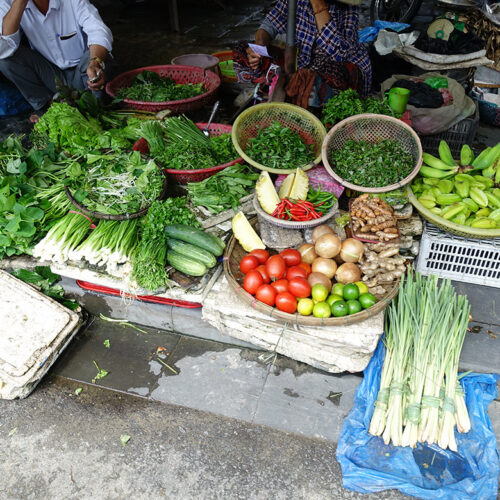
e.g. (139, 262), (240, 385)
(381, 73), (476, 134)
(336, 340), (500, 500)
(0, 82), (31, 116)
(425, 77), (448, 89)
(359, 20), (410, 43)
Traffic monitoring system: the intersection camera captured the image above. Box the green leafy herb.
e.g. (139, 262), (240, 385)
(92, 361), (108, 384)
(104, 339), (110, 348)
(75, 387), (83, 395)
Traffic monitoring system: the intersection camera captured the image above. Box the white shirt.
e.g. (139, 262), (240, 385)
(0, 0), (113, 68)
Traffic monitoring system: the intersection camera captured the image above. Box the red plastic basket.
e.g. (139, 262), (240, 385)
(105, 65), (220, 113)
(132, 122), (243, 184)
(76, 280), (202, 308)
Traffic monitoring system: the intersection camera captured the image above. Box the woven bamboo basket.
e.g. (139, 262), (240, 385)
(223, 218), (399, 327)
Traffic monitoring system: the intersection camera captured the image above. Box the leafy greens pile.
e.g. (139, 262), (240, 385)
(245, 121), (315, 170)
(115, 70), (205, 103)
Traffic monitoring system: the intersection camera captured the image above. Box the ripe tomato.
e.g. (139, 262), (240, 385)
(298, 261), (312, 276)
(265, 255), (286, 280)
(243, 270), (264, 295)
(255, 265), (271, 284)
(255, 284), (277, 306)
(275, 292), (297, 314)
(271, 279), (289, 294)
(288, 277), (311, 299)
(239, 255), (259, 274)
(286, 265), (307, 280)
(279, 248), (301, 267)
(250, 249), (269, 265)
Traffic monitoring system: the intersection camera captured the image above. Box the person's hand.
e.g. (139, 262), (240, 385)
(87, 62), (106, 91)
(246, 46), (261, 71)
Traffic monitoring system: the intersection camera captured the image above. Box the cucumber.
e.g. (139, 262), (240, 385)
(164, 224), (224, 256)
(167, 239), (217, 268)
(167, 250), (207, 277)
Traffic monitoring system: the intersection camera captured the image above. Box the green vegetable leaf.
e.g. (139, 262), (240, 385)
(23, 207), (44, 222)
(16, 221), (36, 238)
(75, 387), (83, 396)
(0, 193), (15, 213)
(104, 339), (110, 348)
(120, 434), (131, 447)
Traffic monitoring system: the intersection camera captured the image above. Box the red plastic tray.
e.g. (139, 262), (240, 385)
(76, 280), (202, 308)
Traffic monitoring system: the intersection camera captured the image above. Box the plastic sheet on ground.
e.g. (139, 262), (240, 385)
(336, 340), (500, 500)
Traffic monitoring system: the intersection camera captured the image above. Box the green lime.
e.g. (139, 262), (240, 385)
(331, 300), (348, 317)
(313, 301), (331, 318)
(343, 283), (359, 301)
(355, 281), (369, 295)
(359, 293), (376, 309)
(332, 283), (344, 297)
(311, 283), (329, 302)
(346, 299), (362, 315)
(297, 298), (314, 316)
(326, 294), (343, 307)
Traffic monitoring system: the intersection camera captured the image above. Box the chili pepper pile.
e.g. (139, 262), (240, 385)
(271, 199), (325, 221)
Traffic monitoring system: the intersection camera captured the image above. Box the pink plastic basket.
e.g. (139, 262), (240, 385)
(106, 65), (220, 113)
(132, 123), (243, 184)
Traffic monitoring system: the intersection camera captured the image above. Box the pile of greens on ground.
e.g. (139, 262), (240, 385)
(322, 89), (395, 126)
(187, 164), (259, 214)
(115, 70), (205, 103)
(245, 121), (315, 170)
(140, 117), (237, 170)
(65, 150), (164, 215)
(329, 139), (414, 188)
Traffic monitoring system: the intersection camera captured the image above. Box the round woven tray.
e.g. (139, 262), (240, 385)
(223, 218), (399, 327)
(232, 103), (327, 174)
(252, 195), (338, 230)
(105, 65), (220, 113)
(322, 114), (423, 193)
(406, 186), (500, 238)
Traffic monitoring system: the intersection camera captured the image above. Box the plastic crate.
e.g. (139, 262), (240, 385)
(416, 222), (500, 288)
(419, 111), (479, 158)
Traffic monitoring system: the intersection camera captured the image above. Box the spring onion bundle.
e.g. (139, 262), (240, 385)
(369, 271), (471, 451)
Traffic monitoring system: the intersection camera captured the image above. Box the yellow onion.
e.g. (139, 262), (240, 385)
(311, 225), (334, 244)
(315, 233), (342, 259)
(340, 238), (365, 263)
(298, 243), (317, 264)
(312, 258), (337, 279)
(307, 272), (332, 292)
(335, 262), (361, 284)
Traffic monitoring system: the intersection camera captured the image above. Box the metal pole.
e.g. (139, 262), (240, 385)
(284, 0), (297, 75)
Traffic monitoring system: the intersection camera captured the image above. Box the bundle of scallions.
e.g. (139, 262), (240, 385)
(369, 271), (471, 451)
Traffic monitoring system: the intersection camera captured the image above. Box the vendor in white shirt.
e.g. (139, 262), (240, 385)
(0, 0), (113, 110)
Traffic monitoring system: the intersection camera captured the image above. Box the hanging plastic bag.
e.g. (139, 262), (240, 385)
(336, 340), (500, 500)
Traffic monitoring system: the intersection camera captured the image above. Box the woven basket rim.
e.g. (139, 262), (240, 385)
(105, 65), (220, 106)
(232, 102), (327, 174)
(321, 113), (423, 193)
(407, 186), (500, 238)
(223, 217), (399, 327)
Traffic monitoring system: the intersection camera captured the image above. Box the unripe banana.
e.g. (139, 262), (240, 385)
(420, 166), (453, 179)
(438, 140), (456, 166)
(460, 144), (474, 166)
(422, 153), (456, 171)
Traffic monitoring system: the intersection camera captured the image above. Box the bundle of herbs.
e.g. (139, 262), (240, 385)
(245, 121), (315, 170)
(329, 139), (414, 188)
(115, 70), (205, 103)
(369, 271), (471, 451)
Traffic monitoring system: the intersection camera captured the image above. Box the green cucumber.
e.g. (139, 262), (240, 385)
(164, 224), (224, 256)
(167, 238), (217, 268)
(167, 250), (207, 277)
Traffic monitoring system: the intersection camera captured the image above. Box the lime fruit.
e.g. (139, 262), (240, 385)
(355, 281), (369, 295)
(331, 300), (348, 317)
(313, 301), (331, 318)
(359, 293), (376, 309)
(346, 299), (362, 315)
(332, 283), (344, 297)
(311, 283), (329, 302)
(326, 294), (343, 307)
(343, 283), (359, 301)
(297, 298), (314, 316)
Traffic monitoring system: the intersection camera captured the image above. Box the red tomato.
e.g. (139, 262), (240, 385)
(286, 265), (308, 280)
(243, 270), (264, 295)
(255, 284), (277, 306)
(265, 255), (286, 280)
(298, 262), (312, 276)
(275, 292), (297, 314)
(279, 248), (301, 267)
(250, 249), (269, 264)
(255, 265), (271, 284)
(271, 279), (289, 294)
(288, 277), (312, 298)
(239, 255), (259, 274)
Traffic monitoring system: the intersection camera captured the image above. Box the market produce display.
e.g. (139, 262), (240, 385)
(360, 242), (406, 288)
(245, 121), (315, 170)
(411, 140), (500, 229)
(66, 150), (165, 215)
(322, 89), (395, 126)
(329, 139), (414, 188)
(369, 271), (470, 451)
(115, 70), (205, 103)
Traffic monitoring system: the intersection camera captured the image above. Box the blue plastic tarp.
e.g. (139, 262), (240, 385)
(359, 20), (410, 43)
(0, 81), (32, 116)
(336, 340), (500, 499)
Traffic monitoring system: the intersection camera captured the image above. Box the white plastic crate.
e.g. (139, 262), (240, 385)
(417, 223), (500, 288)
